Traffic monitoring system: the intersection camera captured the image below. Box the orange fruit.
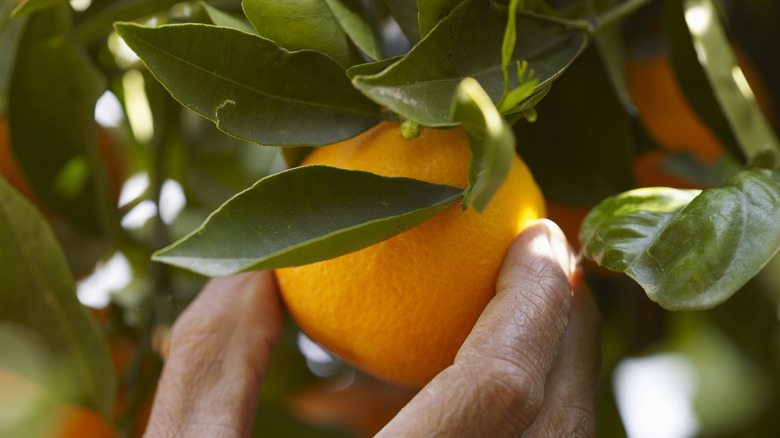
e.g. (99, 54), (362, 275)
(626, 55), (724, 164)
(0, 368), (116, 438)
(51, 405), (116, 438)
(626, 49), (773, 166)
(275, 121), (546, 387)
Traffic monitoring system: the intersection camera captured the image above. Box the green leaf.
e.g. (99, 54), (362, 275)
(665, 0), (780, 163)
(10, 0), (68, 18)
(201, 1), (257, 34)
(242, 0), (364, 67)
(353, 0), (587, 127)
(0, 0), (25, 113)
(345, 55), (403, 79)
(114, 22), (383, 147)
(498, 61), (539, 114)
(8, 5), (109, 235)
(0, 176), (115, 414)
(513, 47), (636, 205)
(324, 0), (383, 60)
(450, 78), (514, 213)
(581, 168), (780, 310)
(502, 82), (550, 116)
(383, 0), (419, 43)
(593, 22), (634, 111)
(417, 0), (462, 38)
(74, 0), (183, 44)
(153, 166), (463, 277)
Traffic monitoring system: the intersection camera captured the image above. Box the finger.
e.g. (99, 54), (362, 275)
(377, 220), (575, 437)
(521, 273), (601, 437)
(144, 270), (283, 438)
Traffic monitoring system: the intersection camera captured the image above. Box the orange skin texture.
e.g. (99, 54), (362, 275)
(275, 122), (546, 387)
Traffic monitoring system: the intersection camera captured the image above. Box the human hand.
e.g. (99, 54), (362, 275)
(143, 219), (600, 437)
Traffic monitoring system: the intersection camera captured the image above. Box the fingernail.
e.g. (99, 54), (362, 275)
(540, 219), (575, 281)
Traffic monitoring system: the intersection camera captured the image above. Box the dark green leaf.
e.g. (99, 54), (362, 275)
(345, 55), (403, 79)
(153, 166), (463, 276)
(581, 168), (780, 310)
(201, 1), (256, 34)
(418, 0), (462, 38)
(353, 0), (587, 127)
(114, 22), (383, 146)
(242, 0), (364, 67)
(9, 5), (109, 235)
(593, 22), (634, 111)
(0, 176), (115, 414)
(324, 0), (383, 60)
(450, 78), (514, 213)
(74, 0), (183, 44)
(514, 47), (636, 205)
(665, 0), (780, 163)
(0, 0), (25, 113)
(10, 0), (68, 18)
(383, 0), (419, 43)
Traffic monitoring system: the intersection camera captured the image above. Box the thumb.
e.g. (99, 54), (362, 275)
(378, 219), (575, 437)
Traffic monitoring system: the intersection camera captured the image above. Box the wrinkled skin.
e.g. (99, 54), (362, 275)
(144, 220), (601, 437)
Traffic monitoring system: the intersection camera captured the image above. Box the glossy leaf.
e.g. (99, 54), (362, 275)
(418, 0), (462, 38)
(450, 78), (514, 213)
(201, 2), (256, 34)
(10, 0), (67, 17)
(581, 168), (780, 310)
(153, 166), (463, 276)
(242, 0), (364, 67)
(324, 0), (382, 60)
(383, 0), (419, 43)
(115, 22), (383, 146)
(352, 0), (587, 127)
(345, 56), (403, 79)
(665, 0), (780, 163)
(513, 47), (636, 205)
(0, 176), (115, 414)
(9, 5), (109, 234)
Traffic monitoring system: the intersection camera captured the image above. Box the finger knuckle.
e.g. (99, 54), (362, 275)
(543, 404), (598, 438)
(479, 359), (545, 429)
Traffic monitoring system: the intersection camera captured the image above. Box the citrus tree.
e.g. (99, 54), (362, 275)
(1, 0), (779, 436)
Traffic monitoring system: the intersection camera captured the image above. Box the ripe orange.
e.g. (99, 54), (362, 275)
(275, 121), (546, 387)
(626, 54), (724, 164)
(0, 368), (116, 438)
(51, 405), (116, 438)
(626, 50), (773, 167)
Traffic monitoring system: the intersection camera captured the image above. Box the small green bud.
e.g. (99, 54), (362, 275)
(401, 119), (421, 140)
